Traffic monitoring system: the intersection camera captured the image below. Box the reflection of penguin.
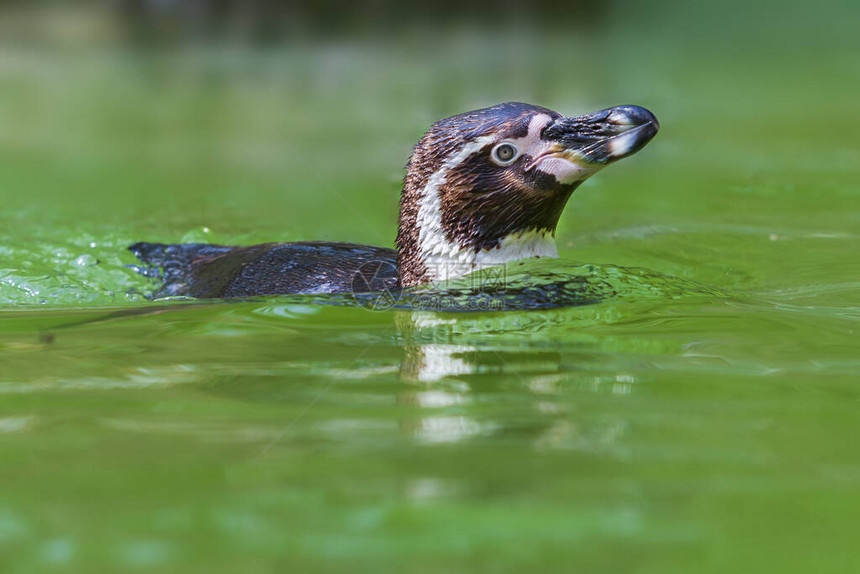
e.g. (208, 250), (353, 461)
(394, 309), (632, 451)
(397, 311), (564, 383)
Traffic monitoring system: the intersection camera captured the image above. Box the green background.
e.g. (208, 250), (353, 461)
(1, 1), (859, 572)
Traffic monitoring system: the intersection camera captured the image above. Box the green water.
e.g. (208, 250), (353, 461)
(2, 3), (860, 572)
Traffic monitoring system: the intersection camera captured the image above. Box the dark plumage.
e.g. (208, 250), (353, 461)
(130, 242), (397, 298)
(130, 102), (658, 298)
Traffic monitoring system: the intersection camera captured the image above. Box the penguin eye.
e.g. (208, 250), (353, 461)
(491, 143), (519, 165)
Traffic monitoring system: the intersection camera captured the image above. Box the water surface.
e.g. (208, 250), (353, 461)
(2, 4), (860, 572)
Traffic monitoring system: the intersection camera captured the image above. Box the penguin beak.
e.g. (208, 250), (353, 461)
(542, 105), (659, 166)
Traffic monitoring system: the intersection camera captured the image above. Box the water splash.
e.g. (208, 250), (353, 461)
(346, 258), (729, 312)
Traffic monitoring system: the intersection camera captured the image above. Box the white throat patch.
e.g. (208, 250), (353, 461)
(414, 114), (559, 284)
(421, 229), (559, 283)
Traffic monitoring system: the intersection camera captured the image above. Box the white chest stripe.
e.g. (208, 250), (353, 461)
(421, 229), (558, 282)
(414, 139), (559, 282)
(415, 135), (496, 264)
(414, 115), (563, 283)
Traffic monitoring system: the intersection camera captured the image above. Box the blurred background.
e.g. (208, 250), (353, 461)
(2, 3), (860, 574)
(1, 0), (856, 270)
